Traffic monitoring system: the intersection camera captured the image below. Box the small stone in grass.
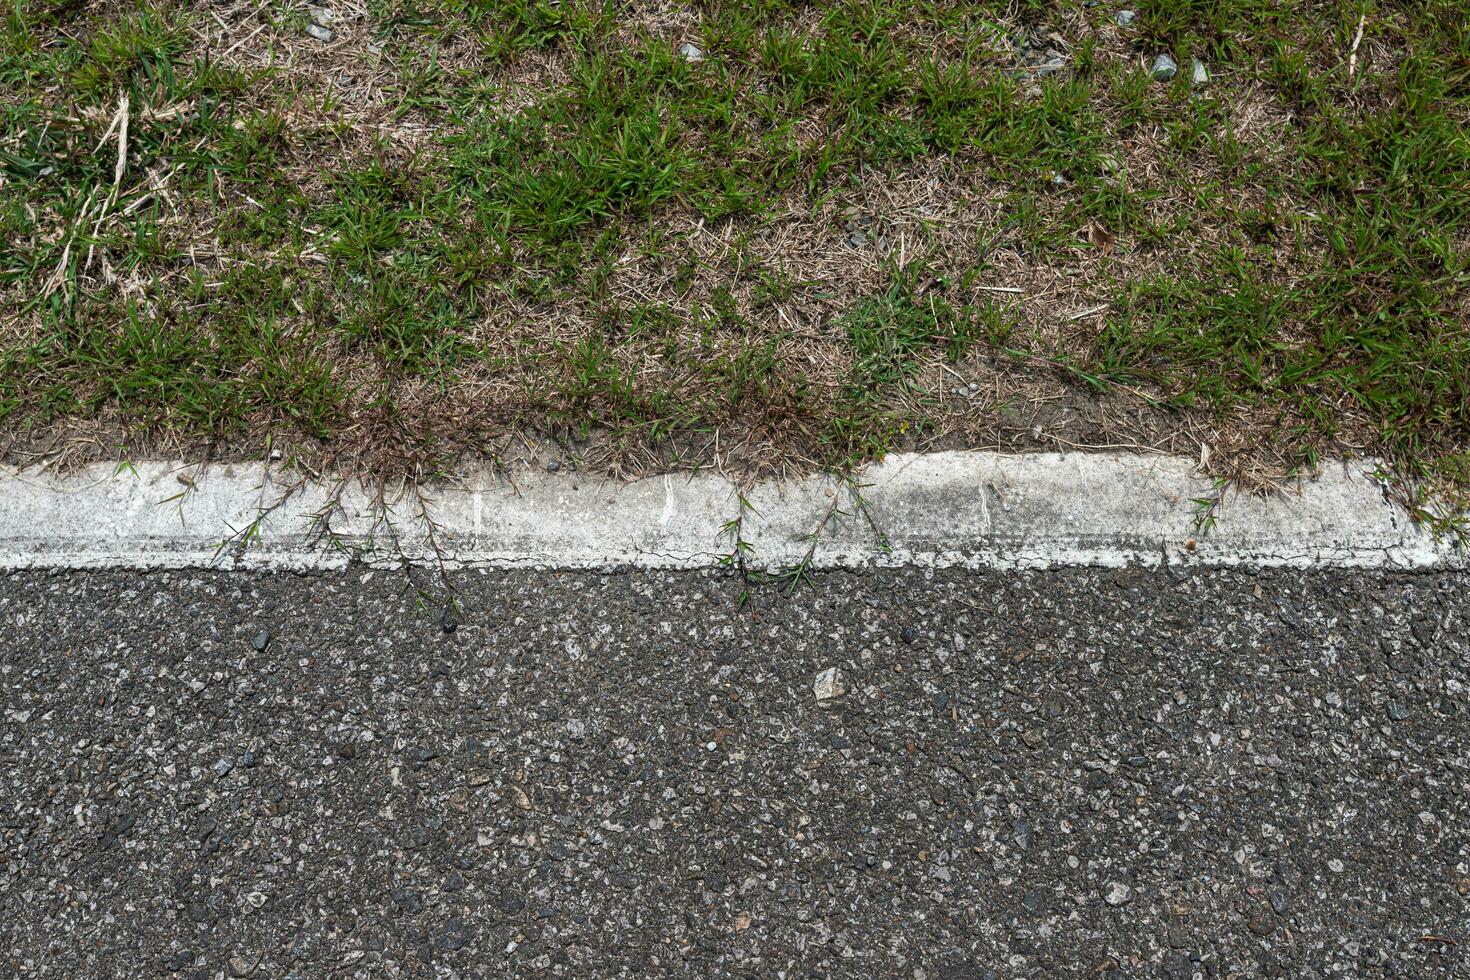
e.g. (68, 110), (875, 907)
(1150, 54), (1178, 80)
(1190, 58), (1209, 85)
(306, 22), (334, 42)
(1114, 9), (1136, 26)
(308, 6), (334, 25)
(1033, 50), (1066, 76)
(677, 42), (704, 62)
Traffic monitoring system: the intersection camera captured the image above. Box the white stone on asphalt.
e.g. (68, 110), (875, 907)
(813, 668), (848, 705)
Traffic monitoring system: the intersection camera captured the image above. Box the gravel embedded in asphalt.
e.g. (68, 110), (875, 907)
(1, 566), (1467, 978)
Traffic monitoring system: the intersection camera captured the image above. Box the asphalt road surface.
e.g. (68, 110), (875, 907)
(1, 566), (1467, 978)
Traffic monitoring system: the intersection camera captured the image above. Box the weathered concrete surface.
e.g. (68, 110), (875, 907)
(0, 453), (1459, 571)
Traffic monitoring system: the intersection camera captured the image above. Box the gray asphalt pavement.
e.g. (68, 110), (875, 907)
(1, 566), (1467, 978)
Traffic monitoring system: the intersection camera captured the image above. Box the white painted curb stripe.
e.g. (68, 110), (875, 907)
(0, 453), (1461, 571)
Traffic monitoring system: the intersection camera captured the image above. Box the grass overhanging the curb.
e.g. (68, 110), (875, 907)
(1, 0), (1468, 527)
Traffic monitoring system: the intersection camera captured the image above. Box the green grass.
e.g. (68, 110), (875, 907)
(1, 0), (1467, 518)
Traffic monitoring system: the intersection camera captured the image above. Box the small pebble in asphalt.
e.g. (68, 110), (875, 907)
(1388, 701), (1411, 721)
(390, 887), (423, 913)
(1151, 54), (1178, 80)
(813, 667), (848, 705)
(213, 757), (234, 778)
(251, 629), (270, 652)
(1104, 882), (1132, 906)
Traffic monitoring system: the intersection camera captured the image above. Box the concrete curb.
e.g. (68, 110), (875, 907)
(0, 452), (1462, 571)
